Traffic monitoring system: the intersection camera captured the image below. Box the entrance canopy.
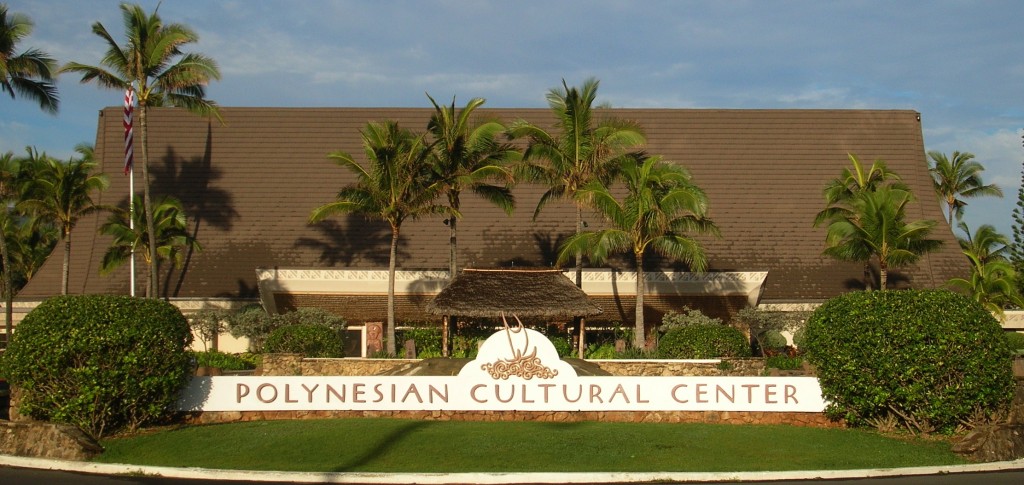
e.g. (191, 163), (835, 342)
(426, 269), (602, 319)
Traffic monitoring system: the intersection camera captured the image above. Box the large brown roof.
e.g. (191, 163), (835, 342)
(20, 107), (968, 303)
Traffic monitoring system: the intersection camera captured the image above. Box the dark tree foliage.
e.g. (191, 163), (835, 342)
(1010, 131), (1024, 289)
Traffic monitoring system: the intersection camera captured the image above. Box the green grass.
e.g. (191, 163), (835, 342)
(94, 419), (968, 473)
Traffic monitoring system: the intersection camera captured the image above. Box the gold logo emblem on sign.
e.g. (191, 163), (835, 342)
(482, 314), (558, 380)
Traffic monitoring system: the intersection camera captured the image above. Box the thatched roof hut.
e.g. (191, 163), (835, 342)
(426, 269), (602, 319)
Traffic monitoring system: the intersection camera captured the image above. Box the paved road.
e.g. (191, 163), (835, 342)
(4, 465), (1024, 485)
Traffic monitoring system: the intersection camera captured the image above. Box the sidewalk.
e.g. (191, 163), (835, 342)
(3, 453), (1024, 484)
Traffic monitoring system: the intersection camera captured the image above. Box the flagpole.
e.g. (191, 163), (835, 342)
(129, 166), (135, 297)
(124, 87), (136, 297)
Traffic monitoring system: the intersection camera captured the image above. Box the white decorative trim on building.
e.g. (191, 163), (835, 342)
(574, 269), (768, 307)
(168, 298), (261, 313)
(757, 302), (822, 312)
(255, 268), (770, 314)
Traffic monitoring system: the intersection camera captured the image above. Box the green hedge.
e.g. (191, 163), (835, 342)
(658, 324), (750, 359)
(192, 350), (260, 370)
(804, 289), (1014, 433)
(0, 295), (193, 438)
(264, 324), (345, 357)
(1006, 331), (1024, 356)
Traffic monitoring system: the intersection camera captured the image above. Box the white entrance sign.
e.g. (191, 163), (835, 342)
(179, 325), (826, 413)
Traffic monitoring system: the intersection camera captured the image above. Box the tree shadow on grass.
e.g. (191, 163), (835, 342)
(326, 420), (431, 472)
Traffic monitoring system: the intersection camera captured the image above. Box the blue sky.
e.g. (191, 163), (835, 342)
(3, 0), (1023, 237)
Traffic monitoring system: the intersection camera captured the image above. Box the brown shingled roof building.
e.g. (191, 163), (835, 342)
(18, 107), (968, 328)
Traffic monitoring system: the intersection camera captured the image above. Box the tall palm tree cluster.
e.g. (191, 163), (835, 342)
(1, 2), (210, 345)
(927, 150), (1019, 316)
(0, 146), (104, 340)
(62, 2), (220, 298)
(815, 154), (942, 291)
(814, 148), (1013, 316)
(311, 79), (719, 352)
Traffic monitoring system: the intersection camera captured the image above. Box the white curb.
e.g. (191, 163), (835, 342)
(2, 454), (1024, 483)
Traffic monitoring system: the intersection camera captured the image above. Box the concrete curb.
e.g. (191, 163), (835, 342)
(2, 454), (1024, 483)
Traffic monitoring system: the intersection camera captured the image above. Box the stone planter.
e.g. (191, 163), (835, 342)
(1014, 357), (1024, 378)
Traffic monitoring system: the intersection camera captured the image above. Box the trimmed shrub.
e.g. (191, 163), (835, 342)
(227, 304), (277, 351)
(0, 295), (193, 439)
(758, 330), (789, 350)
(660, 308), (722, 330)
(658, 324), (751, 359)
(264, 324), (345, 357)
(734, 308), (808, 356)
(791, 326), (807, 349)
(276, 307), (347, 331)
(192, 350), (260, 371)
(1006, 331), (1024, 356)
(229, 306), (347, 353)
(397, 326), (442, 358)
(804, 289), (1014, 434)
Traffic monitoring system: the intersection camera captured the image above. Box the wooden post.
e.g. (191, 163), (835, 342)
(579, 318), (588, 359)
(442, 315), (450, 357)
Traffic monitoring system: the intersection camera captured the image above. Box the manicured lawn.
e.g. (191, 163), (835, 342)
(94, 419), (968, 473)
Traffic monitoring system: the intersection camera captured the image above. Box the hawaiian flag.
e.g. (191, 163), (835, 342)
(123, 88), (134, 175)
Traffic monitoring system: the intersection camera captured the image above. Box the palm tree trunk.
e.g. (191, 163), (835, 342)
(1, 224), (12, 341)
(442, 315), (450, 358)
(879, 262), (888, 291)
(140, 106), (158, 298)
(387, 224), (399, 355)
(446, 196), (459, 358)
(449, 195), (459, 280)
(61, 226), (71, 295)
(574, 204), (584, 287)
(634, 252), (646, 349)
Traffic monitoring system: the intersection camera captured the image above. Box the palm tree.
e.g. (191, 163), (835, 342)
(62, 2), (220, 298)
(950, 222), (1020, 318)
(99, 195), (200, 277)
(821, 187), (942, 290)
(956, 222), (1008, 266)
(557, 155), (719, 349)
(425, 94), (518, 357)
(948, 254), (1021, 318)
(0, 151), (20, 340)
(813, 153), (906, 226)
(5, 211), (56, 285)
(425, 94), (518, 279)
(814, 153), (908, 289)
(0, 4), (58, 113)
(310, 121), (449, 355)
(508, 78), (646, 287)
(19, 145), (109, 294)
(928, 150), (1002, 224)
